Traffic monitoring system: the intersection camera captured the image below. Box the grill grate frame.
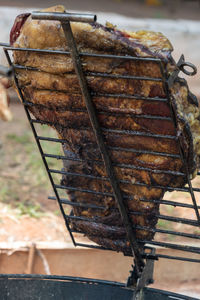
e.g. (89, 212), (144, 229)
(1, 10), (200, 292)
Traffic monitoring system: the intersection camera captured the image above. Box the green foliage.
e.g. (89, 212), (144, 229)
(17, 202), (44, 218)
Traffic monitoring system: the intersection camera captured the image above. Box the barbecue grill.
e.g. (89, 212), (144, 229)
(0, 10), (200, 300)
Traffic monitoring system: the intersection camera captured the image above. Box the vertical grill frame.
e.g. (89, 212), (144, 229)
(1, 10), (200, 291)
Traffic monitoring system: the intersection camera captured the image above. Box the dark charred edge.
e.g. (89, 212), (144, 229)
(91, 22), (173, 62)
(10, 13), (31, 45)
(71, 219), (127, 239)
(70, 218), (156, 239)
(171, 77), (198, 176)
(86, 235), (142, 256)
(177, 78), (199, 107)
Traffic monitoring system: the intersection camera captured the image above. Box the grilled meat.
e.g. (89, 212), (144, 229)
(10, 5), (200, 255)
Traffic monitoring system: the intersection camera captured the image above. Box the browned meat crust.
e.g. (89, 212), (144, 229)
(10, 5), (200, 255)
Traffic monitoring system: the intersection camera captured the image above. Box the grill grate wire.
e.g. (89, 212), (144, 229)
(1, 10), (200, 292)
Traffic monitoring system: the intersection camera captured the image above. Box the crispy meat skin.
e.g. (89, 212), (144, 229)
(11, 5), (200, 254)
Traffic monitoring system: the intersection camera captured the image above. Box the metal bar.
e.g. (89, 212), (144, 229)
(31, 124), (178, 157)
(102, 128), (177, 140)
(143, 240), (200, 254)
(60, 19), (145, 274)
(44, 150), (180, 164)
(68, 215), (200, 240)
(18, 87), (168, 103)
(14, 64), (162, 82)
(3, 49), (76, 247)
(162, 57), (200, 226)
(37, 127), (177, 141)
(160, 58), (200, 229)
(38, 136), (68, 143)
(66, 211), (199, 227)
(85, 71), (162, 82)
(49, 169), (108, 180)
(139, 213), (199, 227)
(55, 184), (114, 197)
(29, 107), (172, 121)
(108, 146), (180, 158)
(3, 44), (163, 62)
(31, 124), (179, 140)
(140, 198), (200, 209)
(48, 196), (105, 210)
(32, 11), (96, 23)
(136, 225), (200, 240)
(153, 254), (200, 263)
(75, 242), (200, 264)
(49, 195), (200, 210)
(49, 167), (185, 181)
(85, 92), (167, 102)
(54, 173), (192, 192)
(185, 166), (200, 225)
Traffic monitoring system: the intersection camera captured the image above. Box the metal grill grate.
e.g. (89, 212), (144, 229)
(1, 10), (200, 294)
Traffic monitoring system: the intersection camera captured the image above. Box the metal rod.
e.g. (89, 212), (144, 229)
(28, 105), (172, 121)
(49, 195), (200, 210)
(92, 92), (168, 102)
(143, 240), (200, 254)
(153, 254), (200, 263)
(49, 166), (185, 179)
(3, 49), (76, 248)
(75, 242), (200, 263)
(48, 196), (105, 210)
(54, 176), (193, 193)
(162, 59), (200, 226)
(43, 150), (180, 162)
(60, 19), (145, 274)
(14, 64), (162, 82)
(3, 44), (163, 62)
(85, 71), (162, 82)
(32, 11), (96, 23)
(108, 146), (180, 158)
(140, 198), (200, 209)
(68, 215), (200, 240)
(55, 184), (114, 197)
(185, 166), (200, 225)
(32, 118), (176, 138)
(102, 128), (177, 140)
(66, 211), (199, 227)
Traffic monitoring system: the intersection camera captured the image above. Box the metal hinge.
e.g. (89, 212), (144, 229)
(168, 54), (197, 88)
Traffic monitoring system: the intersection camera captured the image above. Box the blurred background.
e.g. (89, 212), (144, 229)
(0, 0), (200, 298)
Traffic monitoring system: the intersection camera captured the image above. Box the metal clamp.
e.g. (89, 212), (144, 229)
(178, 59), (197, 77)
(168, 54), (197, 88)
(127, 249), (156, 299)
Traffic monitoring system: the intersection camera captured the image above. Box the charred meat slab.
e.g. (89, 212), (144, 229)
(10, 5), (200, 255)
